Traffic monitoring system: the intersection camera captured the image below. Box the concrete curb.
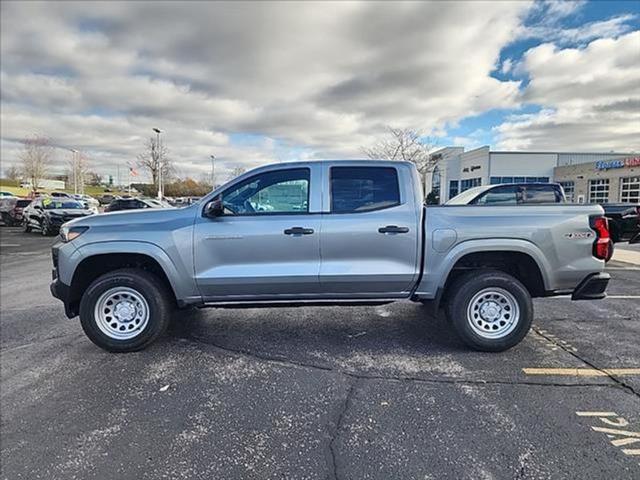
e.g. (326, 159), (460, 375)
(612, 247), (640, 266)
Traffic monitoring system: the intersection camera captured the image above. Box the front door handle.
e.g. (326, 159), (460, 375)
(284, 227), (314, 235)
(378, 225), (410, 234)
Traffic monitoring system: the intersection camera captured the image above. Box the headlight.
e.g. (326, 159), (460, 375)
(60, 225), (89, 242)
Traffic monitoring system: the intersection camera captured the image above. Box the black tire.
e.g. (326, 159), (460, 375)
(446, 270), (533, 352)
(79, 268), (172, 352)
(23, 218), (32, 233)
(41, 219), (50, 236)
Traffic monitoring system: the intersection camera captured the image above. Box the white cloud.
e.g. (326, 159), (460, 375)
(496, 31), (640, 151)
(0, 0), (637, 181)
(0, 1), (531, 179)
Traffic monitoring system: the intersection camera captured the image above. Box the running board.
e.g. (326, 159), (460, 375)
(199, 299), (397, 309)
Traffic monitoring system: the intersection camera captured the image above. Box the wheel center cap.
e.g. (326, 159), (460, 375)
(114, 302), (135, 322)
(480, 301), (501, 321)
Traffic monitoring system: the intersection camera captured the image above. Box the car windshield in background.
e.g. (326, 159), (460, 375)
(43, 200), (83, 210)
(16, 200), (31, 207)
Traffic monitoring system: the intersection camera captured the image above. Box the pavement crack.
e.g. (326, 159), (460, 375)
(532, 326), (640, 399)
(180, 333), (624, 391)
(327, 378), (358, 480)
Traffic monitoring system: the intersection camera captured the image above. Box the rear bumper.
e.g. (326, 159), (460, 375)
(571, 272), (610, 300)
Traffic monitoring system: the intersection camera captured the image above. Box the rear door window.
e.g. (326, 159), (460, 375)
(330, 167), (400, 213)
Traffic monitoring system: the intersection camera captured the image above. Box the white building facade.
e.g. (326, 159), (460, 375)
(427, 146), (635, 204)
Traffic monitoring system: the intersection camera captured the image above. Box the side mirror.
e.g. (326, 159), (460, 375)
(204, 197), (224, 218)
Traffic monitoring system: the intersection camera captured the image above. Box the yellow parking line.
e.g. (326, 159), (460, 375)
(522, 368), (640, 376)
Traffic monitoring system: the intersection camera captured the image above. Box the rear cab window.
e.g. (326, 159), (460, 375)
(471, 185), (519, 205)
(521, 185), (563, 204)
(330, 167), (400, 213)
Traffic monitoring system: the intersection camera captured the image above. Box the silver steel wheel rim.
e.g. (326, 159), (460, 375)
(467, 287), (520, 339)
(94, 287), (149, 340)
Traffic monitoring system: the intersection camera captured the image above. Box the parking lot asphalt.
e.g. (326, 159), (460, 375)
(1, 226), (639, 479)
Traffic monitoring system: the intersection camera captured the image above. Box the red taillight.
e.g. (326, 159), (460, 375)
(590, 216), (612, 261)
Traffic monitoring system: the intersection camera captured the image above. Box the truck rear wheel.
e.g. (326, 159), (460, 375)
(79, 269), (171, 352)
(446, 270), (533, 352)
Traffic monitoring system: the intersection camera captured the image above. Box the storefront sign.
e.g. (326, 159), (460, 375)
(596, 157), (640, 171)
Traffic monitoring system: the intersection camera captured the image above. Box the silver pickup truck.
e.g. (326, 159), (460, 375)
(50, 160), (612, 353)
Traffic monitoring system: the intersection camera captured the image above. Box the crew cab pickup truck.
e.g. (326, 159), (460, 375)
(50, 161), (612, 353)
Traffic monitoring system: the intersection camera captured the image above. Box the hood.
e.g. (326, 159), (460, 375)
(66, 204), (196, 228)
(47, 209), (93, 216)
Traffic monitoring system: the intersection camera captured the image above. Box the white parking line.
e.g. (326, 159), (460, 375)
(544, 295), (640, 299)
(0, 243), (21, 247)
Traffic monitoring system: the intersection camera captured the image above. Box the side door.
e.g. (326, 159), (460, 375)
(319, 165), (421, 296)
(193, 166), (322, 300)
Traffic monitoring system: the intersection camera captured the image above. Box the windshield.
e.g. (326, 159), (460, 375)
(42, 199), (83, 210)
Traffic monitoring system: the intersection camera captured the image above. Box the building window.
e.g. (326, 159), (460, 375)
(620, 176), (640, 203)
(449, 180), (459, 199)
(588, 179), (610, 204)
(490, 176), (549, 185)
(460, 178), (482, 192)
(559, 181), (575, 202)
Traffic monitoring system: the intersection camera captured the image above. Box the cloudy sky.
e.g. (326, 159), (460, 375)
(1, 0), (639, 183)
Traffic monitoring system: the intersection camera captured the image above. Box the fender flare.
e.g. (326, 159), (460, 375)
(66, 240), (198, 301)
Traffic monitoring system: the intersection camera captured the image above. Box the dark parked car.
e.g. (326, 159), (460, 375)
(97, 194), (119, 205)
(105, 197), (173, 212)
(22, 197), (94, 235)
(0, 197), (31, 226)
(601, 203), (640, 243)
(446, 183), (566, 205)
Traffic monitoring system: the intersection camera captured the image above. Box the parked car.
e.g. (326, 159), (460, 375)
(97, 194), (119, 205)
(0, 197), (31, 226)
(72, 194), (100, 213)
(50, 191), (72, 198)
(0, 191), (16, 197)
(447, 183), (566, 205)
(23, 197), (94, 235)
(105, 197), (173, 212)
(51, 160), (611, 353)
(601, 203), (640, 243)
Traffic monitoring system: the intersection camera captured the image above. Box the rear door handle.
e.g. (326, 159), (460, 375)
(378, 225), (410, 234)
(284, 227), (314, 235)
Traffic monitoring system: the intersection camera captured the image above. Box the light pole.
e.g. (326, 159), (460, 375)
(210, 155), (215, 188)
(65, 148), (79, 195)
(153, 128), (162, 200)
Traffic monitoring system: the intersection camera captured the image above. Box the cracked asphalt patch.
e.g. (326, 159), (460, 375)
(1, 228), (639, 479)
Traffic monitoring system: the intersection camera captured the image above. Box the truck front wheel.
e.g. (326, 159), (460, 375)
(79, 269), (171, 352)
(446, 270), (533, 352)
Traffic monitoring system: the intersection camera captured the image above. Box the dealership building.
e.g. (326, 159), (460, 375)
(427, 146), (639, 204)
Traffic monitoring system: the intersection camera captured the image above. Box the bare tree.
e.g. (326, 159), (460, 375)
(136, 137), (172, 187)
(362, 127), (438, 177)
(19, 135), (53, 191)
(228, 166), (246, 180)
(4, 165), (21, 182)
(67, 151), (91, 194)
(86, 171), (103, 186)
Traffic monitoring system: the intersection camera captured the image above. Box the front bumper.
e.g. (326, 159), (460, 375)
(571, 272), (610, 300)
(51, 241), (78, 318)
(50, 277), (77, 318)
